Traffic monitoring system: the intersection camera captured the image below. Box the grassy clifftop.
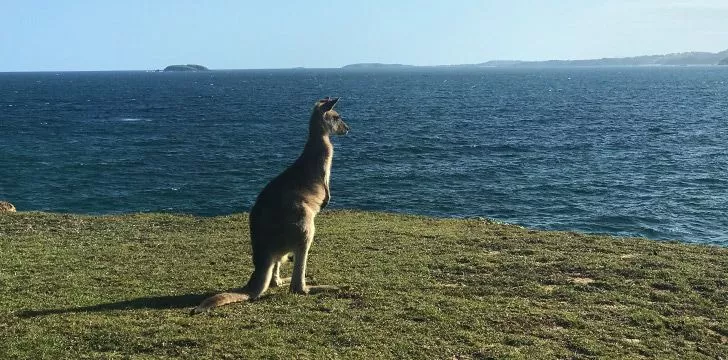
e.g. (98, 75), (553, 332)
(0, 211), (726, 359)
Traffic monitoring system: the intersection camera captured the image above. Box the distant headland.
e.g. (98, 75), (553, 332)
(163, 64), (209, 72)
(341, 63), (415, 70)
(343, 49), (728, 69)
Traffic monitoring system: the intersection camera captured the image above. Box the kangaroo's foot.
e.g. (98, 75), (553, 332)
(270, 277), (291, 288)
(291, 284), (339, 295)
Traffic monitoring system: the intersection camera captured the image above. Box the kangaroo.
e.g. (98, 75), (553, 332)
(192, 97), (349, 314)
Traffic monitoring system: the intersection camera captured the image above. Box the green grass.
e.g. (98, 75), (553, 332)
(1, 210), (726, 359)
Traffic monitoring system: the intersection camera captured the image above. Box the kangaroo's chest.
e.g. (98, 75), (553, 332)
(322, 152), (332, 187)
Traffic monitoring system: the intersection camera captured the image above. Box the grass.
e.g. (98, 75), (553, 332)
(0, 210), (726, 359)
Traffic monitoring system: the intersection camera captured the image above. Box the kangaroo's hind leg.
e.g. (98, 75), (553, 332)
(245, 254), (277, 300)
(290, 221), (338, 295)
(270, 254), (291, 288)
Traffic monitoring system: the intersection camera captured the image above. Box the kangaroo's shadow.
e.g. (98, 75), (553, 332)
(17, 292), (216, 318)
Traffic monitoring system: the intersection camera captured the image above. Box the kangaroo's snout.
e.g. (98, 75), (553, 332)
(333, 120), (349, 136)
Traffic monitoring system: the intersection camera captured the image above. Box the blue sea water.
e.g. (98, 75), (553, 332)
(1, 67), (727, 245)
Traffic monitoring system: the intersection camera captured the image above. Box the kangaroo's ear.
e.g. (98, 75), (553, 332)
(317, 97), (339, 112)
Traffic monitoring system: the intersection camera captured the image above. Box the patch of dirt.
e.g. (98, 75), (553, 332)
(570, 277), (595, 285)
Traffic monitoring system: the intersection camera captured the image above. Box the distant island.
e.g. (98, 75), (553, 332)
(163, 64), (209, 72)
(343, 49), (728, 69)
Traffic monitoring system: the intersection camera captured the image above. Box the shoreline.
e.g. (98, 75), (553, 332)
(2, 209), (723, 248)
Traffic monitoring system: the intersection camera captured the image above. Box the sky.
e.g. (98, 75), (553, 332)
(1, 0), (727, 71)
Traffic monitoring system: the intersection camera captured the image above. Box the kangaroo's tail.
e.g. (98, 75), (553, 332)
(191, 260), (275, 315)
(191, 291), (251, 314)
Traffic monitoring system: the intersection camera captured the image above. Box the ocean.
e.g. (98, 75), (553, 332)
(1, 67), (726, 245)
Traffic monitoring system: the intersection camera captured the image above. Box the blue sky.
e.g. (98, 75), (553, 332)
(1, 0), (727, 71)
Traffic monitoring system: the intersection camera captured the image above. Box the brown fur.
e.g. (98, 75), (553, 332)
(0, 201), (16, 213)
(193, 97), (349, 314)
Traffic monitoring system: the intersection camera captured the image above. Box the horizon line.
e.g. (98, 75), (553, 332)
(2, 47), (726, 73)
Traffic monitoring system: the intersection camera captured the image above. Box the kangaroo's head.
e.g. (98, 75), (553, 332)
(311, 97), (349, 136)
